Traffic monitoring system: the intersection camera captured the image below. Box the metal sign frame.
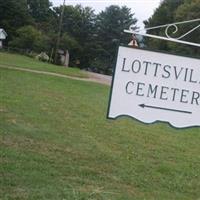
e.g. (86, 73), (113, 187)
(107, 45), (200, 129)
(107, 19), (200, 129)
(124, 19), (200, 47)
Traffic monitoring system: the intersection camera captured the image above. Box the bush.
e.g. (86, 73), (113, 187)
(9, 25), (49, 53)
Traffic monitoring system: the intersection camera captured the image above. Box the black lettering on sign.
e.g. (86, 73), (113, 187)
(143, 61), (151, 75)
(160, 86), (169, 100)
(132, 60), (141, 73)
(126, 81), (134, 94)
(180, 89), (189, 104)
(162, 65), (171, 79)
(136, 82), (145, 96)
(189, 69), (198, 83)
(121, 58), (129, 72)
(153, 62), (161, 77)
(171, 88), (180, 102)
(174, 66), (184, 80)
(191, 92), (200, 105)
(147, 84), (158, 98)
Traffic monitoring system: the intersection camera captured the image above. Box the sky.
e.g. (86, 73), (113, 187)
(51, 0), (161, 29)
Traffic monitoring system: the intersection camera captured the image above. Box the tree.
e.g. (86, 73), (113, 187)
(144, 0), (200, 57)
(27, 0), (52, 22)
(0, 0), (33, 42)
(93, 5), (138, 74)
(60, 33), (82, 66)
(27, 0), (57, 33)
(171, 0), (200, 56)
(53, 5), (96, 68)
(144, 0), (185, 51)
(9, 25), (48, 52)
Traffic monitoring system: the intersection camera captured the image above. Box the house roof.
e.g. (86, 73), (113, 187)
(0, 29), (8, 39)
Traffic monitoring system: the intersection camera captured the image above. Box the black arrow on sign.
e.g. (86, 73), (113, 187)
(139, 104), (192, 114)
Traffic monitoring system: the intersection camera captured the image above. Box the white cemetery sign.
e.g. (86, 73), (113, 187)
(107, 46), (200, 128)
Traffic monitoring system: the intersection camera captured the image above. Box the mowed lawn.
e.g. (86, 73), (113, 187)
(0, 52), (88, 78)
(0, 55), (200, 200)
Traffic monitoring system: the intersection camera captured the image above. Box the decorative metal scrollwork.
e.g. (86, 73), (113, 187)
(126, 19), (200, 47)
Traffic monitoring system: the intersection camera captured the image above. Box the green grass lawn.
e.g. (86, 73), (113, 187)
(0, 52), (88, 78)
(0, 55), (200, 199)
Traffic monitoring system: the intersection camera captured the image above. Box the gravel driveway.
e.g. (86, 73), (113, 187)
(86, 71), (112, 86)
(0, 64), (112, 86)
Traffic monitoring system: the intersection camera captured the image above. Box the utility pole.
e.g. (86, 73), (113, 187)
(54, 0), (66, 64)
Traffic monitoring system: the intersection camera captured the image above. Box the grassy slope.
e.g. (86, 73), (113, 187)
(0, 52), (88, 78)
(0, 56), (200, 199)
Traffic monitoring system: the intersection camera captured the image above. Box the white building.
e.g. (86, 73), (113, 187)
(0, 29), (8, 48)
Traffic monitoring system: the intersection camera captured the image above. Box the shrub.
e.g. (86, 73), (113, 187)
(9, 25), (49, 53)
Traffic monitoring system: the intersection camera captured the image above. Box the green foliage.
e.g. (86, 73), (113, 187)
(9, 26), (48, 52)
(27, 0), (57, 33)
(93, 5), (137, 73)
(54, 5), (96, 68)
(144, 0), (200, 57)
(144, 0), (185, 51)
(0, 0), (33, 41)
(52, 4), (138, 72)
(0, 1), (138, 73)
(60, 33), (80, 50)
(90, 57), (111, 75)
(60, 33), (82, 67)
(63, 5), (95, 44)
(145, 0), (185, 28)
(172, 0), (200, 56)
(2, 0), (198, 73)
(27, 0), (53, 22)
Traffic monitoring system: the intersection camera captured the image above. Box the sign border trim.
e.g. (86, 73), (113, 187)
(106, 45), (200, 129)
